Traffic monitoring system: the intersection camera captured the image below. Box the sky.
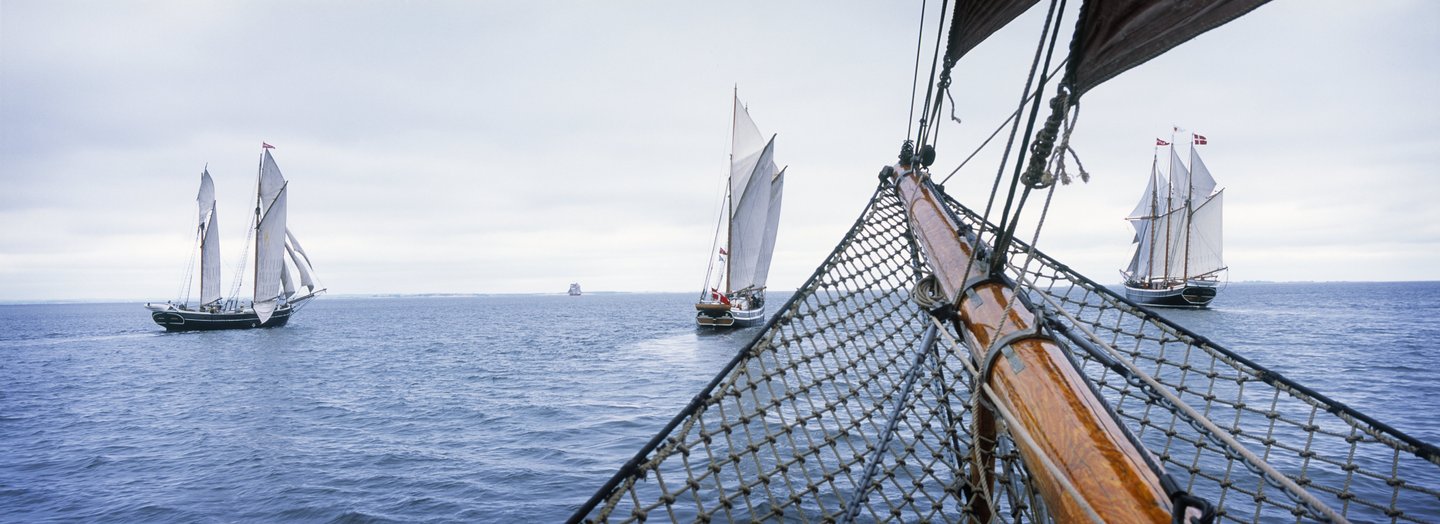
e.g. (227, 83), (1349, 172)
(2, 1), (1437, 302)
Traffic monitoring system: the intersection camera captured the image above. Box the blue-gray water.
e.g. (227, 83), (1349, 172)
(2, 283), (1437, 522)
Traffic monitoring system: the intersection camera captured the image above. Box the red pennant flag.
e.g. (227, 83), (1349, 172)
(719, 247), (728, 256)
(1155, 139), (1169, 146)
(1193, 134), (1208, 145)
(262, 142), (275, 149)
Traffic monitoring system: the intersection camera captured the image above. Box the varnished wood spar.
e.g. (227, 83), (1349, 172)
(895, 169), (1172, 522)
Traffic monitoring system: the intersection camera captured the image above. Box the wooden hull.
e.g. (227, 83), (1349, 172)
(896, 170), (1173, 522)
(1125, 281), (1217, 308)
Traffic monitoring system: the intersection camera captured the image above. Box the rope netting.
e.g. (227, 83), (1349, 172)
(571, 178), (1439, 523)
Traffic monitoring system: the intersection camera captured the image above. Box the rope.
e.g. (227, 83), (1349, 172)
(905, 0), (929, 141)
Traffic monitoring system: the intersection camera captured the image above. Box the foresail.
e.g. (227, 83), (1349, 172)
(280, 260), (295, 299)
(287, 243), (315, 292)
(197, 170), (222, 306)
(1066, 0), (1272, 97)
(253, 150), (288, 323)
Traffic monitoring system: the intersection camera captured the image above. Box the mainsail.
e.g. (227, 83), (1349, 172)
(196, 169), (222, 306)
(252, 149), (289, 323)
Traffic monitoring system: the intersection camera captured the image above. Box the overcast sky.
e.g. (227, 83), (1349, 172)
(2, 1), (1437, 302)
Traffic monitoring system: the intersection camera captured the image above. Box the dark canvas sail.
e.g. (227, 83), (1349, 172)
(1066, 0), (1271, 97)
(945, 0), (1041, 62)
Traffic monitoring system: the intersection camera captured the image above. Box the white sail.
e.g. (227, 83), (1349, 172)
(286, 243), (315, 292)
(253, 149), (288, 323)
(750, 167), (785, 289)
(196, 169), (222, 306)
(1186, 190), (1225, 276)
(280, 260), (295, 299)
(1127, 218), (1151, 277)
(1189, 147), (1217, 200)
(729, 95), (768, 212)
(286, 229), (315, 269)
(1168, 146), (1190, 208)
(727, 137), (777, 293)
(1127, 167), (1164, 220)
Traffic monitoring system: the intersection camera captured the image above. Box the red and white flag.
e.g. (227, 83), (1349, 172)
(719, 247), (727, 256)
(1193, 134), (1207, 145)
(261, 142), (275, 149)
(710, 288), (730, 305)
(1155, 139), (1169, 146)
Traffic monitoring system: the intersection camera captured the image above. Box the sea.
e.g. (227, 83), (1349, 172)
(2, 282), (1437, 522)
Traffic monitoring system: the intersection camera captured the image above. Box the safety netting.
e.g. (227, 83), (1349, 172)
(570, 176), (1439, 523)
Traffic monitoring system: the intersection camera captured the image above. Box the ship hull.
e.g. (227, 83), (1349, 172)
(695, 303), (765, 328)
(1124, 281), (1217, 308)
(149, 306), (293, 331)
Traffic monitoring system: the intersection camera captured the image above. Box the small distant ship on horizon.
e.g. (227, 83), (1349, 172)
(568, 283), (582, 296)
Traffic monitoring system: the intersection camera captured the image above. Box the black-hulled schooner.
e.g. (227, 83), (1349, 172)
(695, 90), (785, 328)
(146, 145), (324, 331)
(1122, 132), (1225, 308)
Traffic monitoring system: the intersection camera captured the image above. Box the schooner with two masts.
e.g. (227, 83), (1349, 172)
(147, 144), (324, 330)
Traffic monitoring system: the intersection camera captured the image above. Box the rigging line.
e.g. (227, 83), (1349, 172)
(989, 0), (1070, 276)
(905, 0), (928, 141)
(960, 0), (1064, 290)
(915, 0), (951, 150)
(939, 61), (1066, 186)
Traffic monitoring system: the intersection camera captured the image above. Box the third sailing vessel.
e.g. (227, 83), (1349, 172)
(695, 91), (785, 327)
(1123, 132), (1226, 308)
(146, 144), (325, 330)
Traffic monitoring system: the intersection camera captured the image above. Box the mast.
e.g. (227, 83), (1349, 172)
(1162, 134), (1175, 282)
(252, 149), (263, 306)
(725, 87), (737, 296)
(1182, 133), (1194, 281)
(1145, 153), (1160, 284)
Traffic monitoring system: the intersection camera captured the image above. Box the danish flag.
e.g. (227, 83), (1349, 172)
(1193, 134), (1208, 145)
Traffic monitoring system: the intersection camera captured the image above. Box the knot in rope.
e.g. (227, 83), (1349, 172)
(1022, 87), (1072, 190)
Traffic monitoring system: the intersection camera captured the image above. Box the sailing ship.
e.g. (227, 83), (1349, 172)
(1123, 133), (1226, 308)
(568, 283), (582, 296)
(695, 90), (785, 328)
(146, 145), (325, 331)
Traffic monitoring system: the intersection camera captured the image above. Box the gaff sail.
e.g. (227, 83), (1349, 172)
(253, 149), (288, 323)
(197, 169), (222, 306)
